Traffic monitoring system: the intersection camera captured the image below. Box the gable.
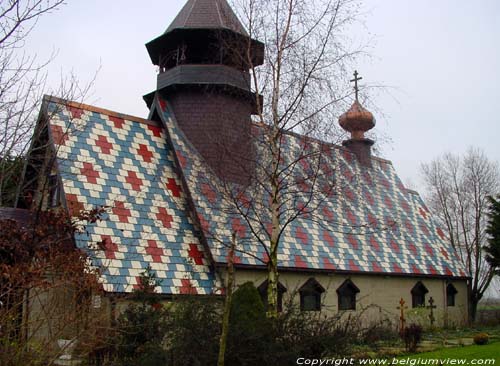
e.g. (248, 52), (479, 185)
(45, 97), (219, 295)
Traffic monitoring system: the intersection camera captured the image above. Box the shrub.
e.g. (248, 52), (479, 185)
(112, 266), (169, 366)
(164, 296), (222, 366)
(361, 319), (399, 345)
(473, 333), (489, 345)
(401, 324), (423, 352)
(226, 282), (274, 366)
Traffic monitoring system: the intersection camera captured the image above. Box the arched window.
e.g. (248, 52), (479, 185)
(299, 278), (325, 311)
(336, 279), (360, 311)
(411, 281), (428, 308)
(446, 283), (458, 307)
(258, 280), (287, 312)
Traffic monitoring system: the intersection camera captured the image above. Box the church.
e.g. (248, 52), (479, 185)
(23, 0), (469, 327)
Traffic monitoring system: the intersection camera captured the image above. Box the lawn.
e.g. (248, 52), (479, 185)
(403, 342), (500, 362)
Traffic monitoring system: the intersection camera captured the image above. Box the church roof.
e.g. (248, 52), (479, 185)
(152, 94), (467, 279)
(44, 97), (219, 295)
(165, 0), (248, 36)
(41, 93), (467, 296)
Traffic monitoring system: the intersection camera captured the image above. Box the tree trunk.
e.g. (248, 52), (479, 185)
(469, 293), (479, 323)
(266, 245), (279, 318)
(217, 234), (236, 366)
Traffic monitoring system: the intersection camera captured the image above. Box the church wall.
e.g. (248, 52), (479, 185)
(225, 268), (469, 327)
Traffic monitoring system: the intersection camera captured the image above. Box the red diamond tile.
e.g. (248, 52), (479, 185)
(322, 206), (334, 221)
(370, 236), (380, 252)
(347, 234), (359, 250)
(166, 178), (182, 198)
(113, 201), (131, 223)
(146, 240), (163, 263)
(96, 135), (113, 154)
(109, 115), (124, 129)
(156, 207), (173, 228)
(323, 257), (336, 270)
(231, 218), (246, 238)
(295, 227), (309, 245)
(125, 171), (143, 191)
(440, 247), (449, 260)
(201, 183), (216, 204)
(411, 264), (421, 274)
(349, 260), (360, 271)
(323, 230), (335, 247)
(390, 239), (400, 253)
(371, 261), (383, 272)
(137, 144), (153, 162)
(80, 162), (99, 184)
(424, 243), (434, 257)
(69, 106), (84, 119)
(392, 263), (402, 273)
(419, 208), (427, 219)
(294, 255), (308, 268)
(428, 264), (438, 275)
(188, 244), (204, 265)
(101, 235), (118, 260)
(51, 125), (68, 146)
(66, 194), (84, 216)
(159, 98), (167, 111)
(180, 279), (198, 294)
(436, 227), (446, 240)
(148, 125), (162, 137)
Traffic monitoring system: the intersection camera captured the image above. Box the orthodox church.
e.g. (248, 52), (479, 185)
(25, 0), (469, 326)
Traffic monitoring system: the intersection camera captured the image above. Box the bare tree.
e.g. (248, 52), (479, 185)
(180, 0), (378, 319)
(421, 148), (500, 320)
(0, 0), (84, 207)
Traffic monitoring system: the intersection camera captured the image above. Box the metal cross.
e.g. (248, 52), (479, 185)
(427, 297), (437, 327)
(350, 70), (363, 101)
(397, 297), (408, 334)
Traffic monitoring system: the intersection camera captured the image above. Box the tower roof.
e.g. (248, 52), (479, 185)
(146, 0), (264, 67)
(166, 0), (248, 36)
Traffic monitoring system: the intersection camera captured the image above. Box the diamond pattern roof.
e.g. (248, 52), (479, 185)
(46, 99), (219, 294)
(153, 94), (467, 279)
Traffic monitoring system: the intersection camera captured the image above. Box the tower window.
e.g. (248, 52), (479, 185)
(337, 279), (360, 311)
(411, 281), (429, 308)
(446, 283), (458, 307)
(299, 278), (325, 311)
(258, 280), (287, 312)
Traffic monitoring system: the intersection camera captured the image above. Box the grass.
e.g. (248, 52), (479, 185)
(402, 342), (500, 362)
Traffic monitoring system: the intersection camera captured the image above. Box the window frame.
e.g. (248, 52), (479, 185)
(299, 278), (325, 311)
(446, 283), (458, 307)
(257, 280), (287, 313)
(411, 281), (429, 308)
(336, 279), (360, 311)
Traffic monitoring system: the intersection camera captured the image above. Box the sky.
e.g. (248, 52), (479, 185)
(24, 0), (500, 189)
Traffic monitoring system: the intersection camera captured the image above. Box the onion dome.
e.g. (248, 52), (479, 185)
(338, 71), (375, 167)
(339, 100), (376, 140)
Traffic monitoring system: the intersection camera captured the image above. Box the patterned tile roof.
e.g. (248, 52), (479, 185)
(45, 98), (219, 294)
(153, 94), (467, 279)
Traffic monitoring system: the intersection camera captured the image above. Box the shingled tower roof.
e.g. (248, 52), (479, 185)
(166, 0), (249, 36)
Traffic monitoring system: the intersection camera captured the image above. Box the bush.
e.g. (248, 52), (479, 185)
(401, 324), (423, 352)
(226, 282), (274, 366)
(473, 333), (489, 345)
(164, 296), (222, 366)
(112, 267), (169, 366)
(361, 319), (399, 345)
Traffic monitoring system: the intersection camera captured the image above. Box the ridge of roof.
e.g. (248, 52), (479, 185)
(43, 95), (158, 127)
(251, 121), (394, 166)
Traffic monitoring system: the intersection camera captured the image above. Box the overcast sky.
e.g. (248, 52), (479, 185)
(25, 0), (500, 189)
